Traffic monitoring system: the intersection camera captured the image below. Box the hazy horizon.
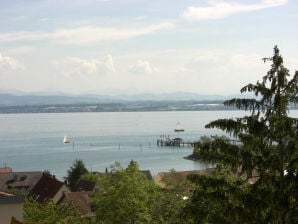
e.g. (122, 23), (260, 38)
(0, 0), (297, 95)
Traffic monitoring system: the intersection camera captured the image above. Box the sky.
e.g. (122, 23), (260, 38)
(0, 0), (297, 95)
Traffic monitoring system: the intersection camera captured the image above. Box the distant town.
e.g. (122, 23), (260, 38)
(0, 92), (234, 113)
(1, 92), (297, 113)
(0, 101), (232, 113)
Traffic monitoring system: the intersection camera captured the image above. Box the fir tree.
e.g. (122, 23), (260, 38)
(65, 159), (88, 191)
(185, 46), (298, 223)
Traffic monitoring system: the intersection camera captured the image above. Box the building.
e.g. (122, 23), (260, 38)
(29, 172), (69, 204)
(0, 191), (24, 224)
(60, 191), (95, 218)
(154, 168), (214, 189)
(74, 179), (96, 192)
(0, 169), (42, 194)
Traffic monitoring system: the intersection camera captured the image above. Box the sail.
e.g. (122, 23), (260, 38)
(63, 135), (70, 143)
(175, 122), (184, 132)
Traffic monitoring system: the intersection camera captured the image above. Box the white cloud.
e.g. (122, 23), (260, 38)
(178, 51), (266, 93)
(182, 0), (287, 21)
(53, 22), (174, 44)
(0, 52), (22, 70)
(55, 54), (115, 77)
(0, 31), (49, 42)
(285, 57), (298, 74)
(0, 22), (175, 45)
(129, 60), (157, 74)
(6, 46), (34, 55)
(184, 51), (263, 72)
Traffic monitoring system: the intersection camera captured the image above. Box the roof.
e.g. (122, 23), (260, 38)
(140, 170), (153, 180)
(75, 179), (95, 192)
(92, 169), (153, 180)
(0, 171), (42, 191)
(0, 191), (24, 204)
(29, 173), (65, 203)
(0, 167), (12, 173)
(155, 168), (214, 188)
(64, 191), (93, 215)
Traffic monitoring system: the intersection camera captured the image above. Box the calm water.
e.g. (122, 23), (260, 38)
(1, 111), (297, 178)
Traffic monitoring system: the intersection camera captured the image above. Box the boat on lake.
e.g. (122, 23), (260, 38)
(174, 122), (184, 132)
(63, 135), (70, 144)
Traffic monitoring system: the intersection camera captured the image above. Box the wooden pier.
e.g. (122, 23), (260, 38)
(157, 138), (194, 147)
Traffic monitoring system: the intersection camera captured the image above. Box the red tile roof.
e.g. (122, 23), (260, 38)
(0, 167), (12, 173)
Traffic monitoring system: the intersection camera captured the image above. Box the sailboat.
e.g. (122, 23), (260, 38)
(174, 122), (184, 132)
(63, 135), (70, 144)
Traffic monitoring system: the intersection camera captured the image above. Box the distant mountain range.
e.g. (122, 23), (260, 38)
(0, 92), (233, 106)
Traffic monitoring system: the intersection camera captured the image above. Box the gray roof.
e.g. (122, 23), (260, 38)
(0, 192), (24, 204)
(0, 171), (42, 191)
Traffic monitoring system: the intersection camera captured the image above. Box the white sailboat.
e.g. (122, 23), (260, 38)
(63, 135), (70, 144)
(174, 122), (184, 132)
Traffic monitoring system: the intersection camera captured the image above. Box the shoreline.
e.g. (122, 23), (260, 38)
(184, 153), (200, 161)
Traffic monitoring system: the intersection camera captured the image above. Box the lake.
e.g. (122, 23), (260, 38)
(1, 110), (297, 178)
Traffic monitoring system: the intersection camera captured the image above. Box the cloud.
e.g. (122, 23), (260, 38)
(0, 31), (49, 42)
(285, 57), (298, 74)
(129, 60), (157, 74)
(181, 0), (287, 21)
(168, 51), (268, 94)
(184, 51), (263, 72)
(55, 54), (115, 76)
(6, 46), (34, 55)
(0, 52), (22, 70)
(0, 22), (175, 45)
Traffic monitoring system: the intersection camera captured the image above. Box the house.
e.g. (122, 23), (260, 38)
(29, 172), (69, 204)
(154, 168), (214, 189)
(92, 169), (153, 181)
(0, 191), (24, 224)
(0, 169), (42, 194)
(74, 179), (96, 192)
(59, 191), (95, 218)
(0, 167), (13, 173)
(140, 170), (153, 180)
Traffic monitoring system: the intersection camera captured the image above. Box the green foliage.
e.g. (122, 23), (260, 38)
(187, 46), (298, 223)
(184, 169), (253, 224)
(24, 198), (89, 224)
(154, 170), (195, 224)
(91, 161), (194, 224)
(92, 161), (159, 224)
(81, 172), (98, 182)
(65, 159), (88, 190)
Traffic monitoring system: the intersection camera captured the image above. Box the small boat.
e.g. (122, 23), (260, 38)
(174, 122), (184, 132)
(63, 135), (70, 144)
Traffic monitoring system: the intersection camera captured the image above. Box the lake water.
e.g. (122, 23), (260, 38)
(1, 110), (297, 178)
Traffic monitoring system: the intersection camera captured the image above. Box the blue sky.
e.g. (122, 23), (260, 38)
(0, 0), (297, 95)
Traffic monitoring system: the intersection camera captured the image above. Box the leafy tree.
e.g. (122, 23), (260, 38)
(24, 198), (89, 224)
(185, 46), (298, 223)
(81, 172), (98, 182)
(92, 161), (160, 224)
(153, 169), (195, 224)
(65, 159), (88, 190)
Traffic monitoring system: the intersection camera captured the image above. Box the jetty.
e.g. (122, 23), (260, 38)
(157, 122), (193, 147)
(157, 137), (194, 147)
(157, 122), (194, 147)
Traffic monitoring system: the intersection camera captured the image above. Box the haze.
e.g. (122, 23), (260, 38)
(0, 0), (297, 95)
